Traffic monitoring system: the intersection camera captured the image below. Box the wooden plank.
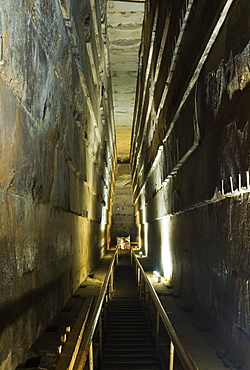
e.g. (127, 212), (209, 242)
(55, 296), (94, 370)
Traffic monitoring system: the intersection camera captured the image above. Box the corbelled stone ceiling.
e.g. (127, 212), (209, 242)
(107, 0), (144, 161)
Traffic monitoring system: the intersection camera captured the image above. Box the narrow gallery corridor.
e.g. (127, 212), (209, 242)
(0, 0), (250, 368)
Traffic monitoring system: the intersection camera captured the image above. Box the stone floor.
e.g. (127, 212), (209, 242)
(16, 250), (245, 369)
(139, 256), (245, 370)
(16, 252), (114, 370)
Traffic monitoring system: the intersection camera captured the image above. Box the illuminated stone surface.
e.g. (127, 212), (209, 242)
(107, 0), (144, 161)
(0, 1), (115, 367)
(0, 0), (250, 369)
(132, 0), (250, 367)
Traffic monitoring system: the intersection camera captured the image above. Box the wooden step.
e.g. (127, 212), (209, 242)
(99, 255), (160, 370)
(101, 363), (160, 370)
(104, 333), (152, 340)
(103, 340), (154, 349)
(103, 347), (155, 354)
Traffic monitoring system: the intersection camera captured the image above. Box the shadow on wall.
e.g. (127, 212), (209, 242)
(0, 272), (66, 337)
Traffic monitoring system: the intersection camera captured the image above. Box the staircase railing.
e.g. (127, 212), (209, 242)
(73, 248), (119, 370)
(130, 248), (198, 370)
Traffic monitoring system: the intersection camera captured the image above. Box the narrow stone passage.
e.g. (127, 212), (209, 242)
(113, 251), (138, 298)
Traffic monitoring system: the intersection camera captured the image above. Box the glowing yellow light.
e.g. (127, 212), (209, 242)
(143, 222), (149, 256)
(153, 270), (162, 283)
(160, 217), (173, 281)
(101, 207), (107, 232)
(61, 334), (67, 343)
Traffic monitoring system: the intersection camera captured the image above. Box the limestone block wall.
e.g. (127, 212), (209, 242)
(131, 0), (250, 365)
(111, 163), (136, 245)
(0, 0), (116, 368)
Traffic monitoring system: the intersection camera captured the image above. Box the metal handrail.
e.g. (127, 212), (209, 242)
(74, 249), (118, 369)
(130, 248), (198, 370)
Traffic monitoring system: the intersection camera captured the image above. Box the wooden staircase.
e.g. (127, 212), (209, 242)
(99, 251), (160, 370)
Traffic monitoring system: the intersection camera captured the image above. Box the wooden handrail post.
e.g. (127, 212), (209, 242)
(137, 267), (140, 288)
(169, 341), (175, 370)
(156, 310), (160, 358)
(73, 250), (118, 370)
(99, 316), (103, 359)
(103, 299), (107, 332)
(116, 247), (119, 264)
(130, 248), (198, 370)
(89, 341), (94, 370)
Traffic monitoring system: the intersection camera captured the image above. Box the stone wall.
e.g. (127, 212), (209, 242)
(111, 163), (136, 245)
(131, 0), (250, 366)
(0, 0), (115, 368)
